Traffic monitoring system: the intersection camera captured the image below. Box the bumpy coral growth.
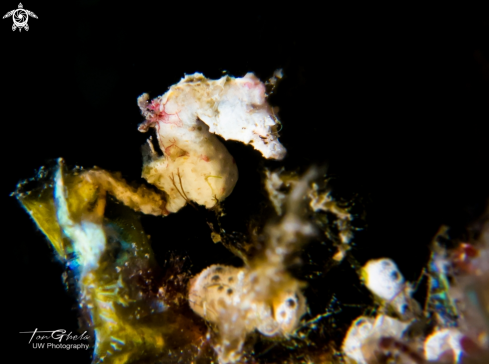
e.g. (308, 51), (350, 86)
(362, 258), (418, 319)
(342, 315), (411, 364)
(424, 328), (465, 362)
(342, 218), (489, 364)
(189, 264), (306, 335)
(138, 73), (285, 212)
(308, 181), (355, 262)
(189, 264), (306, 363)
(188, 170), (317, 363)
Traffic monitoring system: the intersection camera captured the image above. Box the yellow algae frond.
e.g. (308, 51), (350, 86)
(15, 160), (210, 363)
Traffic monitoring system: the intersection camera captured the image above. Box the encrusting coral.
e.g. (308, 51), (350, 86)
(188, 169), (315, 363)
(361, 258), (420, 320)
(341, 219), (489, 364)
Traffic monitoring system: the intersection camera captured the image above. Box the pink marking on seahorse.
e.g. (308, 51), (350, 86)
(148, 99), (160, 111)
(200, 155), (210, 162)
(242, 80), (265, 93)
(146, 98), (183, 127)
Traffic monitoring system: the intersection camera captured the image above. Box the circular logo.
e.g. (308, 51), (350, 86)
(13, 9), (28, 27)
(3, 4), (38, 32)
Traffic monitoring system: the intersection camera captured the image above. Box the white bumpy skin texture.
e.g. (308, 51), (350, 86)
(138, 73), (286, 213)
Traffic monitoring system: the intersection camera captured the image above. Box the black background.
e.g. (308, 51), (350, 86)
(2, 1), (488, 363)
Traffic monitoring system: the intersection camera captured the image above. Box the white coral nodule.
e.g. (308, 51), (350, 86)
(362, 258), (414, 317)
(188, 264), (306, 363)
(138, 73), (286, 213)
(188, 265), (306, 336)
